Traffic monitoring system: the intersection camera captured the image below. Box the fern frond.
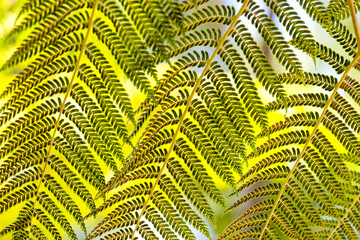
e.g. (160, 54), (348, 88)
(223, 100), (358, 239)
(328, 0), (360, 20)
(2, 12), (88, 75)
(219, 41), (268, 135)
(297, 0), (358, 59)
(8, 0), (90, 44)
(0, 0), (187, 236)
(232, 23), (287, 102)
(179, 5), (235, 34)
(3, 0), (360, 239)
(263, 0), (314, 44)
(245, 1), (303, 73)
(167, 29), (221, 58)
(89, 25), (154, 96)
(291, 39), (350, 74)
(327, 192), (360, 239)
(180, 0), (210, 12)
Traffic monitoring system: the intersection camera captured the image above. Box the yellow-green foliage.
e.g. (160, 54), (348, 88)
(0, 0), (360, 239)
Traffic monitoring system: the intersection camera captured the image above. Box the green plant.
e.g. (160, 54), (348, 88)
(1, 0), (360, 239)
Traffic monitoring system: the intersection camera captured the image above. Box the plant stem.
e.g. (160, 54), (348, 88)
(327, 193), (360, 240)
(129, 1), (250, 239)
(27, 0), (99, 238)
(325, 1), (360, 239)
(259, 0), (360, 238)
(349, 0), (360, 47)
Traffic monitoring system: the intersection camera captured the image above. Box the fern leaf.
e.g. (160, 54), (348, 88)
(2, 0), (360, 239)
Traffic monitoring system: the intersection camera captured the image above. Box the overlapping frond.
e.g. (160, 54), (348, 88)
(0, 0), (184, 238)
(328, 0), (360, 20)
(1, 0), (360, 239)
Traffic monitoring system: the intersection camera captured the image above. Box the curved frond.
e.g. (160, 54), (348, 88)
(2, 0), (360, 239)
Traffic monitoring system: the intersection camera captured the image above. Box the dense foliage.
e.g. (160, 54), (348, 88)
(1, 0), (360, 239)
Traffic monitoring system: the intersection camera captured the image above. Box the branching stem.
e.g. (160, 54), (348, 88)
(27, 0), (99, 238)
(259, 0), (360, 238)
(129, 1), (250, 239)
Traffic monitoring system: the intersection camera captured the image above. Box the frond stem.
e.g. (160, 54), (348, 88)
(258, 54), (360, 240)
(327, 192), (360, 240)
(258, 0), (360, 237)
(130, 1), (250, 239)
(326, 1), (360, 239)
(27, 0), (99, 238)
(349, 0), (360, 47)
